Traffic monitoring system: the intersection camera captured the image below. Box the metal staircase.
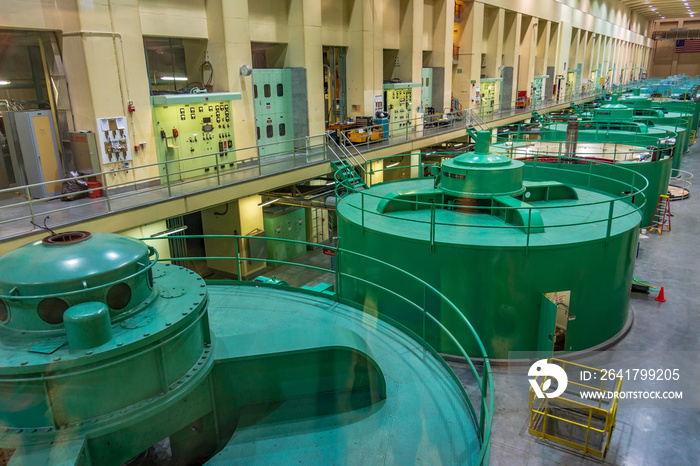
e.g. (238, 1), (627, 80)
(325, 133), (368, 191)
(465, 108), (489, 131)
(531, 111), (549, 126)
(325, 105), (501, 193)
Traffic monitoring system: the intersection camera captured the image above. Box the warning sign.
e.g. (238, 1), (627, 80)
(322, 248), (336, 256)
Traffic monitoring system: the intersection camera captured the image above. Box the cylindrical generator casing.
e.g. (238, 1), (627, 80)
(336, 162), (643, 359)
(337, 219), (638, 358)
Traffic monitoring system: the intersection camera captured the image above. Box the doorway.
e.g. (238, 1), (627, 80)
(539, 290), (571, 353)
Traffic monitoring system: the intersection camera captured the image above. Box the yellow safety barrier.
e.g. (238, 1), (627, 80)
(528, 358), (622, 457)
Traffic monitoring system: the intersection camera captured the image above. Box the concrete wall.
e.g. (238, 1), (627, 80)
(649, 18), (700, 78)
(0, 0), (654, 187)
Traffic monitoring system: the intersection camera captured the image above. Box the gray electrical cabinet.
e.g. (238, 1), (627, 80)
(69, 131), (101, 175)
(12, 111), (63, 199)
(252, 69), (296, 158)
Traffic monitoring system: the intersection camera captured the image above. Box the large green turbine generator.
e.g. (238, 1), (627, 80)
(620, 90), (695, 155)
(490, 138), (674, 227)
(336, 131), (647, 359)
(542, 96), (686, 170)
(0, 231), (492, 464)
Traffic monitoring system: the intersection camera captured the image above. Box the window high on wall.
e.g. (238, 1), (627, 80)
(0, 30), (53, 110)
(143, 37), (208, 94)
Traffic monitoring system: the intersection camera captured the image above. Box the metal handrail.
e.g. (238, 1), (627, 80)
(327, 132), (367, 175)
(491, 120), (683, 150)
(0, 84), (641, 241)
(143, 234), (494, 464)
(0, 134), (331, 236)
(340, 133), (369, 169)
(333, 154), (649, 253)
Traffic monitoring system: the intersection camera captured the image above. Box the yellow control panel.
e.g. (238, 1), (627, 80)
(153, 95), (237, 182)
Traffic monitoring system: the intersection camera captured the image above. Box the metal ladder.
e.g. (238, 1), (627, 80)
(649, 194), (672, 235)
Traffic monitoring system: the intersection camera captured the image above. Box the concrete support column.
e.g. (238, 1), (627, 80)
(61, 0), (155, 184)
(209, 0), (256, 149)
(431, 0), (453, 112)
(557, 23), (572, 100)
(535, 20), (548, 76)
(490, 8), (506, 107)
(288, 0), (325, 136)
(453, 1), (484, 109)
(519, 16), (536, 98)
(483, 8), (503, 79)
(409, 149), (420, 178)
(397, 0), (424, 121)
(347, 0), (382, 118)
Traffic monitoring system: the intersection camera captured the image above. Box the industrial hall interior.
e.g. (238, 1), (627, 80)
(2, 0), (700, 464)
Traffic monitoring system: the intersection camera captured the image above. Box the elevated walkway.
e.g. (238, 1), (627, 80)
(0, 93), (603, 254)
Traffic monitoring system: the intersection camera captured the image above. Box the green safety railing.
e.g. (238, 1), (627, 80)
(142, 234), (495, 465)
(495, 119), (685, 167)
(335, 154), (648, 254)
(486, 126), (677, 163)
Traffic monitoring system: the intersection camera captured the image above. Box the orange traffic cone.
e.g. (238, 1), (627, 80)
(656, 287), (666, 302)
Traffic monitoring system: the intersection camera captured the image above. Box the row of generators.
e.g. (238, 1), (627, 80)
(332, 87), (699, 359)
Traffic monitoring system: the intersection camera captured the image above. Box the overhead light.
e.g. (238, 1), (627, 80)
(0, 80), (10, 86)
(385, 161), (400, 168)
(325, 181), (336, 186)
(150, 225), (188, 238)
(662, 16), (666, 18)
(258, 197), (280, 207)
(160, 76), (188, 81)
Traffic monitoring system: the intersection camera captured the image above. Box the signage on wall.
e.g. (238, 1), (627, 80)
(374, 95), (383, 112)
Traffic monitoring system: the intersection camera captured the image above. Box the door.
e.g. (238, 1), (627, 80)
(540, 291), (571, 354)
(537, 294), (557, 355)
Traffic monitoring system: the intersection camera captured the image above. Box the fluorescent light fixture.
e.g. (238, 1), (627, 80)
(385, 162), (400, 168)
(258, 198), (280, 207)
(453, 143), (465, 148)
(160, 76), (188, 81)
(150, 225), (188, 238)
(0, 80), (10, 86)
(325, 181), (336, 186)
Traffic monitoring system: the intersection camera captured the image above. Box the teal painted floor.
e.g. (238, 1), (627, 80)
(205, 286), (482, 464)
(338, 178), (639, 247)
